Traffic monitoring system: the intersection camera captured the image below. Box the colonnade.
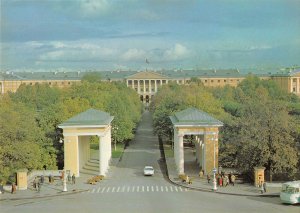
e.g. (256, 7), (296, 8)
(173, 129), (219, 176)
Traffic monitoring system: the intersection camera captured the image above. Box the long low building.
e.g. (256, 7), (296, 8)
(1, 69), (300, 100)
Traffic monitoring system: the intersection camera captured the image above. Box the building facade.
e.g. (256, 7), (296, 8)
(1, 69), (299, 98)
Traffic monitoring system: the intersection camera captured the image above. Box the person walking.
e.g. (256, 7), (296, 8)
(37, 180), (41, 192)
(231, 174), (236, 186)
(224, 174), (229, 187)
(68, 173), (71, 184)
(207, 174), (211, 183)
(11, 183), (16, 194)
(72, 174), (76, 185)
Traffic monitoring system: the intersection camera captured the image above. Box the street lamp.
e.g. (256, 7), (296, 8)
(59, 138), (68, 192)
(211, 133), (218, 191)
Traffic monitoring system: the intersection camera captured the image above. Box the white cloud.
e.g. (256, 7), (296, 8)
(121, 48), (147, 61)
(163, 43), (189, 60)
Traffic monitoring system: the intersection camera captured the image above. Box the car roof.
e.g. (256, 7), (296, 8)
(144, 166), (153, 169)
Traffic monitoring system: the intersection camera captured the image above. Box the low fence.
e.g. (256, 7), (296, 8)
(27, 170), (62, 184)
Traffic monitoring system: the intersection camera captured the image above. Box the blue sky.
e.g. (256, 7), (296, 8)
(1, 0), (299, 72)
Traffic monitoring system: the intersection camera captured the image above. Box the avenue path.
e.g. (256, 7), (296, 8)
(1, 111), (298, 213)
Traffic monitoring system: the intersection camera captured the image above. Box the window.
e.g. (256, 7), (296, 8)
(205, 80), (207, 83)
(211, 80), (214, 83)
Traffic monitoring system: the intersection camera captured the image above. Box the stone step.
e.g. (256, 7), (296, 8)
(82, 165), (100, 172)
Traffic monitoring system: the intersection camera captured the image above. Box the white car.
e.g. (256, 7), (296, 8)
(144, 166), (154, 176)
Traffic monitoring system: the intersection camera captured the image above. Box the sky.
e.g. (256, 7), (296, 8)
(1, 0), (299, 73)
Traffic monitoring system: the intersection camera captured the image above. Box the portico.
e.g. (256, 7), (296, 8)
(170, 108), (223, 175)
(58, 109), (114, 177)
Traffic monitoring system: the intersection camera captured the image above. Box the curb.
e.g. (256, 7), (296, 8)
(0, 189), (88, 202)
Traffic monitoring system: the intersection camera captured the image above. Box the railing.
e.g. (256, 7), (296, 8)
(27, 170), (62, 184)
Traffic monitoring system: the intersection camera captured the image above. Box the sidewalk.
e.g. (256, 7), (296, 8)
(0, 158), (120, 201)
(164, 151), (281, 197)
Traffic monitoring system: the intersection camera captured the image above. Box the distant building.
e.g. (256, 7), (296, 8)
(1, 69), (299, 101)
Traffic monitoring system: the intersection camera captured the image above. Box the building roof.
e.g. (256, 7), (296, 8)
(0, 69), (256, 81)
(58, 108), (114, 128)
(169, 107), (223, 127)
(271, 69), (300, 77)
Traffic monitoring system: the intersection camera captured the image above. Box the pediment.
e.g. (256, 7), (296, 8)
(126, 71), (169, 80)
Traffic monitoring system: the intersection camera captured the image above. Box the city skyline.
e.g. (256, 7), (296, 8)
(1, 0), (299, 72)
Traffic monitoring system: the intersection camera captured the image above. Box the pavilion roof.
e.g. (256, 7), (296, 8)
(58, 108), (114, 128)
(169, 107), (223, 127)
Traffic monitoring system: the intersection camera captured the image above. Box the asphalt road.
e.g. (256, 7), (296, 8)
(1, 111), (299, 213)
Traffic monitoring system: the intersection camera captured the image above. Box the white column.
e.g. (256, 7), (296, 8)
(132, 80), (135, 89)
(107, 127), (112, 162)
(149, 80), (152, 94)
(202, 140), (206, 174)
(173, 130), (179, 172)
(99, 136), (106, 176)
(178, 134), (184, 174)
(143, 80), (146, 94)
(195, 137), (200, 165)
(155, 80), (157, 92)
(126, 80), (129, 87)
(290, 78), (293, 93)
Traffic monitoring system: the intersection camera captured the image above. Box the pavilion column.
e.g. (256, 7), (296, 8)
(99, 135), (109, 176)
(290, 78), (293, 93)
(195, 136), (199, 165)
(132, 80), (135, 89)
(155, 80), (157, 92)
(143, 80), (146, 94)
(107, 127), (112, 162)
(149, 80), (152, 94)
(174, 130), (179, 173)
(178, 134), (184, 174)
(64, 135), (80, 177)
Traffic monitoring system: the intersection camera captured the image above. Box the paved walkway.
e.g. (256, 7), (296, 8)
(164, 147), (281, 197)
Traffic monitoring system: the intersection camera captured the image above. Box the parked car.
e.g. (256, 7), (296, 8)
(144, 166), (154, 176)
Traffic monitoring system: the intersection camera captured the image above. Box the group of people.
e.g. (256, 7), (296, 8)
(67, 173), (76, 184)
(206, 172), (236, 187)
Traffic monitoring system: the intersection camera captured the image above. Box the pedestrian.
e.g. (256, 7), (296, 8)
(72, 174), (76, 185)
(199, 170), (204, 178)
(263, 182), (267, 193)
(48, 174), (52, 183)
(228, 172), (232, 184)
(218, 175), (223, 187)
(260, 181), (264, 194)
(61, 171), (65, 181)
(37, 180), (41, 192)
(40, 175), (44, 184)
(33, 177), (37, 190)
(207, 174), (211, 183)
(68, 173), (71, 184)
(11, 183), (16, 194)
(231, 174), (236, 186)
(224, 174), (229, 187)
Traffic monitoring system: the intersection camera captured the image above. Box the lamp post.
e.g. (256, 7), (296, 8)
(211, 134), (218, 191)
(58, 138), (68, 192)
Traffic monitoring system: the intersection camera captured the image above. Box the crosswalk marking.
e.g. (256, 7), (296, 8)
(86, 185), (189, 194)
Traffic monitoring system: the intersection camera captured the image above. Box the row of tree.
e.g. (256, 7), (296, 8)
(151, 76), (300, 180)
(0, 75), (142, 182)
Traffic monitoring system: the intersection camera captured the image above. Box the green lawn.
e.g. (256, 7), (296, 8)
(112, 143), (124, 158)
(163, 143), (174, 158)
